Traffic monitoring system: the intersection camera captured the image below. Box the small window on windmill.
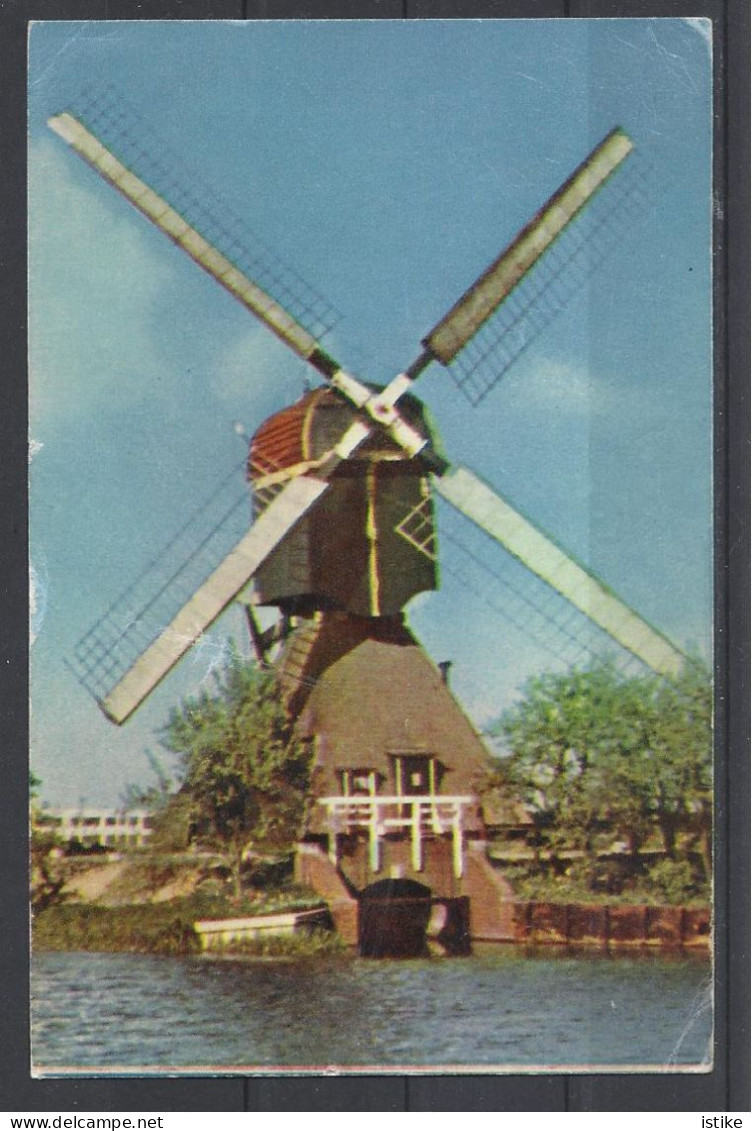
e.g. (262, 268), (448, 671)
(340, 769), (380, 796)
(392, 753), (441, 797)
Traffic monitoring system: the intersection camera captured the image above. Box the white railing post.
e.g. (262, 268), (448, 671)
(325, 802), (339, 867)
(411, 800), (423, 871)
(369, 805), (380, 873)
(452, 804), (464, 878)
(316, 795), (471, 880)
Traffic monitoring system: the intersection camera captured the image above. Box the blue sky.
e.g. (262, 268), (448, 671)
(29, 19), (713, 807)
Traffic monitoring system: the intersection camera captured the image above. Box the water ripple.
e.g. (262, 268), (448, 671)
(31, 949), (712, 1073)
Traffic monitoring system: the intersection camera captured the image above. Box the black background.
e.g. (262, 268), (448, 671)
(2, 0), (748, 1112)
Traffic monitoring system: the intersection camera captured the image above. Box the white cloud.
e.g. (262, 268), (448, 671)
(504, 355), (594, 417)
(209, 322), (310, 419)
(28, 138), (179, 430)
(503, 350), (673, 431)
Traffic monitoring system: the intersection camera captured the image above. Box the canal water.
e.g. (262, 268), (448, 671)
(31, 948), (712, 1073)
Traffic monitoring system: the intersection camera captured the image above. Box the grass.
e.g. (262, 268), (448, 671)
(32, 883), (329, 957)
(33, 901), (202, 956)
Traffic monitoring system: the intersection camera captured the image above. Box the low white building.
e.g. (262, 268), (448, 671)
(35, 808), (154, 849)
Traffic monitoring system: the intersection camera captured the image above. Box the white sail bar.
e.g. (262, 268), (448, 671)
(435, 466), (686, 680)
(102, 476), (328, 724)
(424, 128), (634, 365)
(48, 112), (430, 459)
(330, 370), (429, 459)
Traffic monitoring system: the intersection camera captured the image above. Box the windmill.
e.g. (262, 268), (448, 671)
(49, 94), (692, 934)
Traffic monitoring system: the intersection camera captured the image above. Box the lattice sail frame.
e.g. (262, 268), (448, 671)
(423, 130), (650, 405)
(400, 495), (654, 678)
(395, 468), (688, 683)
(70, 447), (304, 698)
(71, 460), (254, 702)
(442, 157), (650, 405)
(53, 84), (341, 347)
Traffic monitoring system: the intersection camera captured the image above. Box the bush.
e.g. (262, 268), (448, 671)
(496, 853), (708, 906)
(647, 858), (700, 905)
(582, 858), (639, 896)
(242, 853), (294, 889)
(32, 902), (202, 955)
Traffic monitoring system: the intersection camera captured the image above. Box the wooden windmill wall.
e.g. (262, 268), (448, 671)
(248, 387), (439, 618)
(248, 390), (505, 905)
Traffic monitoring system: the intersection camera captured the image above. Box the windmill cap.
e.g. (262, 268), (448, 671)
(248, 384), (444, 481)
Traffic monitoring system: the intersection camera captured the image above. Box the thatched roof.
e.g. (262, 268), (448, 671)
(279, 614), (492, 833)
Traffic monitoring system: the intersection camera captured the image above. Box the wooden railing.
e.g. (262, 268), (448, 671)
(317, 795), (474, 877)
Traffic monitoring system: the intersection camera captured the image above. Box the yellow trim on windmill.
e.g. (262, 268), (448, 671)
(366, 463), (381, 616)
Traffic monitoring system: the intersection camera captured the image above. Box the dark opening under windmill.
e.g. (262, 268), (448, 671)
(51, 96), (690, 937)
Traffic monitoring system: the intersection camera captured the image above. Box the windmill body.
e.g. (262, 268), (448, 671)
(248, 386), (439, 619)
(248, 386), (496, 900)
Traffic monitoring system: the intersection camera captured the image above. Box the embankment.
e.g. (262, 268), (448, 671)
(507, 900), (710, 948)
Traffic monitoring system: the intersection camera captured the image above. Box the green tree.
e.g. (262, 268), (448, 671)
(647, 666), (712, 876)
(29, 770), (42, 804)
(120, 749), (177, 812)
(30, 772), (66, 914)
(491, 659), (712, 889)
(159, 648), (312, 899)
(494, 663), (624, 872)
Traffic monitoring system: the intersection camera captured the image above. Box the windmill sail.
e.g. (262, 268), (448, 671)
(48, 111), (331, 369)
(424, 129), (633, 364)
(49, 85), (339, 344)
(97, 476), (329, 723)
(431, 467), (688, 680)
(48, 108), (431, 460)
(70, 387), (427, 722)
(436, 500), (651, 677)
(423, 128), (645, 405)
